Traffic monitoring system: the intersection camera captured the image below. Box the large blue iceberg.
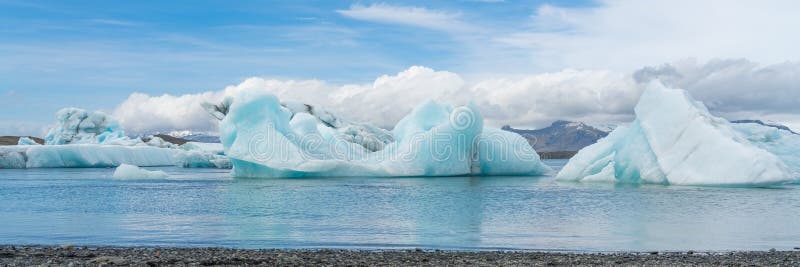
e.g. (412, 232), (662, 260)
(218, 90), (551, 178)
(556, 81), (797, 186)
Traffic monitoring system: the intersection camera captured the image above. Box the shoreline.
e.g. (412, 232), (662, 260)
(2, 246), (799, 266)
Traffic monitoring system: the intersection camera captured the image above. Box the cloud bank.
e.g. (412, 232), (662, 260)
(499, 0), (800, 71)
(113, 59), (800, 135)
(634, 59), (800, 128)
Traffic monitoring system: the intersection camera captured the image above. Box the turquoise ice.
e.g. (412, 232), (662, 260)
(219, 90), (550, 178)
(0, 107), (228, 169)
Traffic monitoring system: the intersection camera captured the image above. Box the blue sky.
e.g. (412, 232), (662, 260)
(0, 0), (595, 134)
(0, 0), (583, 129)
(2, 0), (800, 135)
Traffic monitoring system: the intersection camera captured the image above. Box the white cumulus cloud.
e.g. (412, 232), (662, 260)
(113, 92), (223, 134)
(497, 0), (800, 71)
(113, 59), (800, 135)
(113, 66), (469, 133)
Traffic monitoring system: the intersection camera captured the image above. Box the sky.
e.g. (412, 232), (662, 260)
(2, 0), (800, 136)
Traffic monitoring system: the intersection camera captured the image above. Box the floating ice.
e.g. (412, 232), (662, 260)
(44, 108), (140, 146)
(218, 90), (550, 178)
(0, 146), (27, 169)
(0, 107), (178, 168)
(174, 150), (231, 168)
(733, 122), (800, 172)
(21, 145), (176, 168)
(205, 98), (395, 152)
(0, 106), (236, 169)
(113, 164), (169, 179)
(180, 142), (224, 154)
(556, 81), (795, 186)
(174, 142), (231, 168)
(144, 136), (178, 149)
(0, 141), (235, 169)
(17, 137), (40, 146)
(0, 103), (239, 169)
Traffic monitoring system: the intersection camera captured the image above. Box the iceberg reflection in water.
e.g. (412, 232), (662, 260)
(1, 160), (799, 251)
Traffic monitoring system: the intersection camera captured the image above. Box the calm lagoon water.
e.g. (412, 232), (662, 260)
(1, 159), (799, 251)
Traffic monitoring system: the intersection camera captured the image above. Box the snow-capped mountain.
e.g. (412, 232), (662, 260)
(502, 120), (610, 152)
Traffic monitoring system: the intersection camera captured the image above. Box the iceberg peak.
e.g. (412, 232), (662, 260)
(44, 107), (135, 145)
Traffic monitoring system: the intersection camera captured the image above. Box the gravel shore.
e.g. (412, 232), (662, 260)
(1, 246), (799, 266)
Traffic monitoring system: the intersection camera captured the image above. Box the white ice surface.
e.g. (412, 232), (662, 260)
(556, 81), (795, 186)
(733, 123), (800, 173)
(0, 145), (176, 168)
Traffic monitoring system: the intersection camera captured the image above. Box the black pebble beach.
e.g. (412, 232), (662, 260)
(2, 246), (800, 266)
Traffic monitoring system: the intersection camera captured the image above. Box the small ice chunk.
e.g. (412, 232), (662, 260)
(17, 137), (40, 146)
(174, 150), (231, 168)
(145, 136), (177, 149)
(112, 164), (169, 179)
(179, 142), (224, 153)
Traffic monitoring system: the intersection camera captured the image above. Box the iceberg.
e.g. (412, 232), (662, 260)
(175, 142), (231, 169)
(17, 137), (40, 146)
(174, 150), (231, 168)
(732, 122), (800, 172)
(113, 164), (169, 179)
(18, 145), (176, 168)
(0, 106), (234, 169)
(0, 145), (176, 169)
(44, 108), (140, 146)
(1, 107), (176, 169)
(0, 146), (27, 169)
(180, 142), (224, 154)
(0, 142), (231, 169)
(144, 136), (178, 149)
(556, 81), (795, 186)
(217, 90), (550, 178)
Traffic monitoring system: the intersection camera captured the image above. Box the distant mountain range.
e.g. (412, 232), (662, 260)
(502, 120), (610, 153)
(159, 131), (221, 143)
